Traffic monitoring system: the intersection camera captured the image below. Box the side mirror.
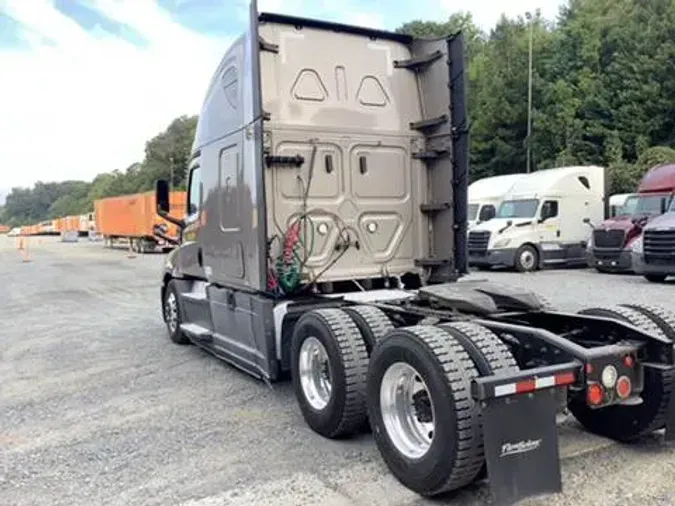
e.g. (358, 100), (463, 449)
(154, 179), (185, 229)
(156, 179), (170, 214)
(582, 217), (590, 224)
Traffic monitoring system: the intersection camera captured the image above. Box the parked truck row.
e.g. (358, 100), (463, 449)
(7, 191), (185, 253)
(10, 214), (95, 239)
(467, 162), (675, 281)
(152, 4), (675, 505)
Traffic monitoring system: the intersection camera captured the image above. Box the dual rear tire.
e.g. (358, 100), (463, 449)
(290, 307), (519, 497)
(568, 304), (675, 442)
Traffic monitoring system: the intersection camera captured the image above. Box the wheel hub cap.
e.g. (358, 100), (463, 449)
(165, 293), (178, 333)
(521, 250), (535, 269)
(380, 362), (435, 459)
(298, 336), (332, 410)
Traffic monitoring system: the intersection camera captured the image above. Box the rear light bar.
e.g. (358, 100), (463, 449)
(472, 362), (580, 402)
(494, 371), (576, 398)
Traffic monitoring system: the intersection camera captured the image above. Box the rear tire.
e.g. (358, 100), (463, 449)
(163, 280), (190, 345)
(621, 303), (675, 340)
(342, 305), (394, 354)
(568, 305), (674, 442)
(514, 244), (539, 272)
(440, 321), (520, 481)
(291, 308), (369, 439)
(366, 325), (484, 497)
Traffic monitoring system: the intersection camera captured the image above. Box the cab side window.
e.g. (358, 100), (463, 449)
(479, 205), (496, 222)
(187, 165), (202, 217)
(540, 200), (559, 220)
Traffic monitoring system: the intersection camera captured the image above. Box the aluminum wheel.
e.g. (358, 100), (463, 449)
(380, 362), (435, 459)
(298, 336), (333, 410)
(518, 248), (536, 271)
(165, 292), (178, 334)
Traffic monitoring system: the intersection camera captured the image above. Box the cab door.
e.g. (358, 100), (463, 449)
(536, 199), (561, 243)
(177, 161), (206, 279)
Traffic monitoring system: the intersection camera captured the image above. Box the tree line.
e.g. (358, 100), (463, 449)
(398, 0), (675, 189)
(2, 0), (675, 226)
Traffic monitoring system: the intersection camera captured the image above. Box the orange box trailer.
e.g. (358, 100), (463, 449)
(62, 215), (80, 232)
(55, 217), (65, 233)
(22, 224), (39, 236)
(94, 191), (186, 253)
(0, 225), (9, 234)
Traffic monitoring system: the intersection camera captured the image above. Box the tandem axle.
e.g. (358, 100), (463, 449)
(161, 276), (675, 505)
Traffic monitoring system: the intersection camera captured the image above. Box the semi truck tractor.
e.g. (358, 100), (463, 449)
(587, 164), (675, 273)
(468, 165), (606, 272)
(154, 4), (675, 504)
(632, 185), (675, 282)
(468, 173), (526, 229)
(608, 192), (637, 217)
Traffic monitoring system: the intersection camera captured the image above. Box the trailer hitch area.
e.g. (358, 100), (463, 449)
(471, 361), (580, 506)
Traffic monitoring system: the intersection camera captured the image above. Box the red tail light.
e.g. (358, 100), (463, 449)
(587, 383), (604, 406)
(616, 376), (632, 399)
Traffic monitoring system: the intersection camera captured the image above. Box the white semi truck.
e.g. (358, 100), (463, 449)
(152, 4), (675, 504)
(468, 165), (607, 272)
(468, 173), (526, 229)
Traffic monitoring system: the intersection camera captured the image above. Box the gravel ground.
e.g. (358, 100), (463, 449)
(2, 234), (674, 506)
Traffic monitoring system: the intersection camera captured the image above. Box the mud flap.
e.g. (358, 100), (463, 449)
(472, 362), (579, 506)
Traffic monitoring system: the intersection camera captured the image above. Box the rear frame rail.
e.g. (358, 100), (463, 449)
(490, 311), (675, 365)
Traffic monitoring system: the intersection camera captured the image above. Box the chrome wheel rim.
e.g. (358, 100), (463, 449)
(380, 362), (435, 459)
(298, 336), (332, 410)
(520, 249), (536, 270)
(165, 292), (178, 334)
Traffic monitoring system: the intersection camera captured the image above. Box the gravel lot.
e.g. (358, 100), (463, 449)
(2, 234), (675, 506)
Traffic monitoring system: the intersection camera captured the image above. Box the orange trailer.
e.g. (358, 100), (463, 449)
(62, 215), (80, 232)
(55, 217), (65, 234)
(94, 191), (186, 253)
(0, 225), (9, 234)
(22, 224), (39, 236)
(57, 215), (81, 242)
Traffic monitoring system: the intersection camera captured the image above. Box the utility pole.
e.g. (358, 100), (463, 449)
(169, 154), (174, 189)
(525, 11), (534, 173)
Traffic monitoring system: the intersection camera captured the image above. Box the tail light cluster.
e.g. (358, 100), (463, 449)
(585, 354), (636, 406)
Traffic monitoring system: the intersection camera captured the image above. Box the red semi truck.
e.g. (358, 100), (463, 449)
(586, 163), (675, 272)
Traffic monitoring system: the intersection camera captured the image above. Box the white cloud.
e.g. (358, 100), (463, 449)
(0, 0), (560, 189)
(0, 0), (231, 188)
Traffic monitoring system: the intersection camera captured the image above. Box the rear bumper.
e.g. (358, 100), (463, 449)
(473, 359), (675, 503)
(469, 248), (517, 268)
(587, 248), (632, 271)
(632, 252), (675, 275)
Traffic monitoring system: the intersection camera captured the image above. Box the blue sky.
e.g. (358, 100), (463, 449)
(0, 0), (566, 189)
